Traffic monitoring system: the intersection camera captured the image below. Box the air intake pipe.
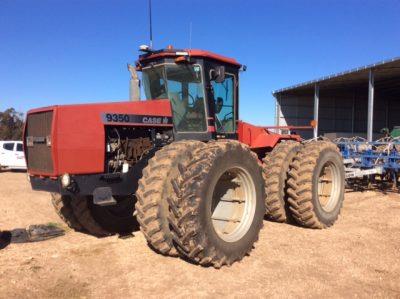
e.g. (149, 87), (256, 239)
(128, 64), (140, 101)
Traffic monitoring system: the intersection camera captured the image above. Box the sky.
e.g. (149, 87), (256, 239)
(1, 0), (399, 125)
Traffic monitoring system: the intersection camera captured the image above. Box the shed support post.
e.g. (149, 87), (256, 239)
(351, 90), (356, 133)
(314, 84), (319, 138)
(275, 95), (281, 134)
(385, 98), (389, 129)
(367, 69), (374, 142)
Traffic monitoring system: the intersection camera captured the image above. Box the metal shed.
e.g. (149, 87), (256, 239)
(273, 57), (400, 141)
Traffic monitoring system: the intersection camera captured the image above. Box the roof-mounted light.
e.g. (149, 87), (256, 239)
(175, 51), (188, 56)
(139, 45), (151, 52)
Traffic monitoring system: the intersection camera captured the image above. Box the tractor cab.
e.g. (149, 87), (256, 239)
(135, 46), (243, 141)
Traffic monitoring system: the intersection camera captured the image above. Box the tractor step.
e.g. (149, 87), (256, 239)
(93, 187), (117, 206)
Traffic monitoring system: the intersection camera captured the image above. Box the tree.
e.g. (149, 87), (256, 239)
(0, 108), (24, 140)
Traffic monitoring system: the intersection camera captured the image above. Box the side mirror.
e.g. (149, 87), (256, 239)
(210, 66), (225, 83)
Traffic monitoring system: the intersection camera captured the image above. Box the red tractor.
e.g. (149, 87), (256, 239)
(24, 46), (344, 268)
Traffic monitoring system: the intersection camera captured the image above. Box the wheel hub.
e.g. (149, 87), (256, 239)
(211, 167), (257, 242)
(318, 161), (341, 212)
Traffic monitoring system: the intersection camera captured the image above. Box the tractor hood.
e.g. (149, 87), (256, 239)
(24, 99), (172, 176)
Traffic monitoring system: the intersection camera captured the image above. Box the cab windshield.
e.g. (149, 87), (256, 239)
(142, 64), (207, 132)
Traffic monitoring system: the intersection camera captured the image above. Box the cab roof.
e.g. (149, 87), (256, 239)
(138, 48), (241, 67)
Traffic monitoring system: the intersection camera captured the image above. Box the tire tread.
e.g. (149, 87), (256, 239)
(286, 141), (342, 229)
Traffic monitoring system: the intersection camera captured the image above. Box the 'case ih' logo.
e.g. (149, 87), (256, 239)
(141, 116), (170, 124)
(142, 117), (161, 124)
(102, 113), (172, 126)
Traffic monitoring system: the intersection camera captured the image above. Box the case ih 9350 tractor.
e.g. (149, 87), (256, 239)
(24, 46), (345, 268)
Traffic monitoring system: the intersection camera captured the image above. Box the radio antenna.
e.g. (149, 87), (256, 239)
(149, 0), (153, 49)
(189, 21), (192, 49)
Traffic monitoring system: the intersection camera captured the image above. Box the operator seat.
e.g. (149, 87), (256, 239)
(169, 92), (187, 126)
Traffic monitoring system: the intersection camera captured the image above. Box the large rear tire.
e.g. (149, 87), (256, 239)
(287, 141), (345, 228)
(263, 141), (302, 222)
(169, 141), (265, 268)
(135, 140), (205, 256)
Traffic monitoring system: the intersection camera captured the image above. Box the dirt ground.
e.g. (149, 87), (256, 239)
(1, 172), (400, 298)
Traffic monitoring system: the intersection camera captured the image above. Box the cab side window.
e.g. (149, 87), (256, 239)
(212, 74), (235, 133)
(3, 143), (14, 151)
(17, 143), (23, 152)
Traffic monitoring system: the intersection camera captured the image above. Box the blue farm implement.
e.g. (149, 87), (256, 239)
(335, 136), (400, 190)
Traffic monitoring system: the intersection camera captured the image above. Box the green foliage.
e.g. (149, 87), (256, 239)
(0, 108), (24, 140)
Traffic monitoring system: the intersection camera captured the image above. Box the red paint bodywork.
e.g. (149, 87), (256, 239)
(25, 99), (172, 177)
(237, 121), (301, 149)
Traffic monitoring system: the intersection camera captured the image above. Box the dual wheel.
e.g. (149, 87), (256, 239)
(136, 140), (265, 268)
(136, 139), (345, 268)
(263, 140), (345, 228)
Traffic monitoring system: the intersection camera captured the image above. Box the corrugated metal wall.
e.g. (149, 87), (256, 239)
(277, 86), (399, 139)
(278, 94), (314, 138)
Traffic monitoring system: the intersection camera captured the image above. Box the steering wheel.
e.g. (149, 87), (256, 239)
(218, 111), (233, 132)
(222, 111), (233, 122)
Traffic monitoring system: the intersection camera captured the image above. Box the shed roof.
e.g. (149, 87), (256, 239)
(273, 57), (400, 96)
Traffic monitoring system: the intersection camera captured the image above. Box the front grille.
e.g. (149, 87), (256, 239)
(25, 111), (54, 173)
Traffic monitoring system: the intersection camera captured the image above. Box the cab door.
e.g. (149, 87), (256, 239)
(211, 73), (236, 134)
(14, 142), (27, 169)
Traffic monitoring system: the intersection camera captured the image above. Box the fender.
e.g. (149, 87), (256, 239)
(237, 121), (301, 149)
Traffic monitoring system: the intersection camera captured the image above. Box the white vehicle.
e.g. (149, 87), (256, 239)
(0, 141), (27, 170)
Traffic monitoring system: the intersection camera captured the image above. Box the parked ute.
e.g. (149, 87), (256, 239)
(0, 141), (27, 170)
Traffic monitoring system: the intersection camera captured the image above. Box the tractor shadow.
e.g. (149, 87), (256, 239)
(263, 214), (303, 228)
(0, 169), (27, 173)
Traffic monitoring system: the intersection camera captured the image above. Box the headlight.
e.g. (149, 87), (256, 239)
(61, 173), (71, 188)
(46, 135), (52, 147)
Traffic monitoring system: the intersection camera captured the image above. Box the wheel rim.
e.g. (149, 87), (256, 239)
(317, 161), (341, 212)
(211, 166), (257, 243)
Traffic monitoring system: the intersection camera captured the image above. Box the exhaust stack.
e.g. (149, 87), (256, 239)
(128, 64), (140, 101)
